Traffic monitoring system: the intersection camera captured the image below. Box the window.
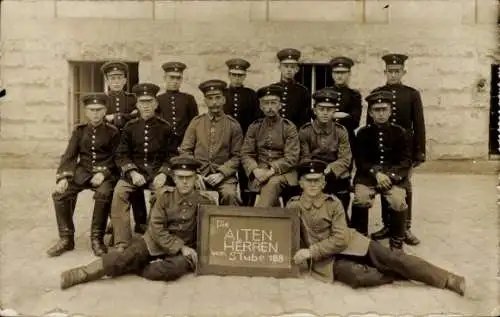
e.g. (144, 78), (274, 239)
(489, 64), (500, 156)
(294, 63), (334, 109)
(68, 61), (139, 125)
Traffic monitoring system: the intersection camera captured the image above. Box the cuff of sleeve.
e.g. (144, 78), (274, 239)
(56, 171), (73, 182)
(93, 166), (110, 177)
(309, 244), (320, 260)
(246, 162), (259, 177)
(268, 163), (281, 175)
(217, 165), (233, 177)
(158, 164), (171, 175)
(369, 166), (381, 176)
(121, 163), (138, 174)
(166, 239), (185, 256)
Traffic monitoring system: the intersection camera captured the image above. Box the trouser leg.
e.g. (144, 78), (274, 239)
(138, 254), (192, 281)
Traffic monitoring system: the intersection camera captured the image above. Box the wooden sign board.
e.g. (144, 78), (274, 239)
(196, 205), (300, 278)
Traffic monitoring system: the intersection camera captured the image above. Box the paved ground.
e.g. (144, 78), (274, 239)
(0, 169), (498, 317)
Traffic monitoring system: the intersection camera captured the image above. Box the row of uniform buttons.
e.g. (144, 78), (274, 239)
(91, 128), (97, 165)
(114, 96), (122, 121)
(232, 92), (239, 118)
(280, 86), (289, 117)
(144, 124), (149, 167)
(390, 90), (397, 124)
(378, 130), (385, 165)
(170, 95), (178, 136)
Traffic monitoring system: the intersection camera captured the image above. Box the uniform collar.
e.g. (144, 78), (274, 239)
(229, 85), (244, 89)
(312, 120), (333, 134)
(385, 83), (403, 88)
(88, 121), (105, 129)
(175, 189), (198, 205)
(263, 115), (280, 125)
(166, 90), (179, 93)
(141, 115), (157, 123)
(208, 112), (224, 122)
(300, 193), (328, 210)
(280, 78), (295, 85)
(108, 90), (125, 97)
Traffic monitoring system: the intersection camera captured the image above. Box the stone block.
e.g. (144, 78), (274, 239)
(364, 0), (390, 24)
(269, 0), (362, 22)
(25, 123), (68, 140)
(387, 0), (466, 24)
(477, 0), (499, 24)
(1, 0), (56, 18)
(56, 0), (153, 19)
(0, 122), (26, 140)
(429, 143), (488, 159)
(440, 92), (474, 108)
(155, 1), (262, 22)
(1, 53), (25, 68)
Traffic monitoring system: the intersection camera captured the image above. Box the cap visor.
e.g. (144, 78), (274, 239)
(259, 94), (281, 101)
(280, 59), (298, 64)
(204, 90), (223, 96)
(137, 95), (155, 101)
(106, 70), (126, 76)
(85, 104), (106, 109)
(303, 173), (324, 180)
(332, 67), (350, 72)
(229, 69), (246, 75)
(173, 169), (196, 177)
(315, 102), (337, 108)
(164, 71), (183, 76)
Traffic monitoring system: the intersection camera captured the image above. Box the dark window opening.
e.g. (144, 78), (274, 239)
(489, 64), (500, 155)
(294, 63), (334, 109)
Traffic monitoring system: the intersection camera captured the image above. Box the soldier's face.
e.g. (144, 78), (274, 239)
(332, 70), (350, 86)
(205, 92), (225, 115)
(313, 104), (336, 124)
(384, 66), (406, 84)
(369, 103), (391, 124)
(105, 73), (127, 92)
(173, 171), (197, 195)
(85, 105), (107, 125)
(136, 97), (158, 119)
(228, 72), (246, 87)
(259, 96), (281, 117)
(279, 63), (299, 80)
(299, 174), (325, 198)
(164, 73), (183, 91)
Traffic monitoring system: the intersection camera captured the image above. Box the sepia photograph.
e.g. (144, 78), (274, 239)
(0, 0), (498, 316)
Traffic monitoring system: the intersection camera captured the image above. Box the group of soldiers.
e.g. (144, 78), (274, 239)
(50, 48), (466, 296)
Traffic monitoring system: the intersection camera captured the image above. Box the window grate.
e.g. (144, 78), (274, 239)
(489, 64), (500, 155)
(294, 63), (333, 109)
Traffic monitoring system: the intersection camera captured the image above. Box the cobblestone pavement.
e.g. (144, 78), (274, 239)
(0, 169), (498, 317)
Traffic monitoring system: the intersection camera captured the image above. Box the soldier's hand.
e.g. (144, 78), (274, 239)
(152, 173), (167, 190)
(130, 171), (146, 187)
(253, 168), (269, 183)
(293, 248), (312, 264)
(130, 109), (138, 116)
(375, 172), (392, 190)
(324, 163), (336, 176)
(181, 246), (198, 264)
(333, 111), (350, 119)
(205, 173), (224, 186)
(90, 172), (105, 187)
(195, 174), (206, 190)
(55, 178), (69, 194)
(105, 114), (115, 122)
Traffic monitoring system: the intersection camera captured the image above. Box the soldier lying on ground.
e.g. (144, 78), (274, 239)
(287, 159), (465, 296)
(60, 156), (216, 290)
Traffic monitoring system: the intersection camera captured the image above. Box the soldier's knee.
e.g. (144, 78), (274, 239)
(352, 194), (373, 208)
(94, 187), (114, 201)
(386, 187), (408, 211)
(140, 260), (188, 282)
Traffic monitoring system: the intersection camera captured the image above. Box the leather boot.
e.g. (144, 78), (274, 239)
(90, 200), (110, 257)
(130, 190), (147, 234)
(389, 208), (405, 251)
(445, 274), (466, 296)
(350, 206), (369, 236)
(372, 198), (391, 240)
(335, 191), (351, 226)
(403, 191), (421, 245)
(60, 259), (105, 290)
(47, 199), (76, 257)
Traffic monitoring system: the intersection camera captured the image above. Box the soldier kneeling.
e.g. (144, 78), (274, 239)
(60, 156), (216, 289)
(287, 160), (465, 295)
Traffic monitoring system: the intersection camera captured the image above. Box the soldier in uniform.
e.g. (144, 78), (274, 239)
(47, 93), (120, 257)
(223, 58), (260, 205)
(327, 56), (362, 157)
(241, 84), (300, 207)
(60, 156), (217, 290)
(111, 83), (175, 252)
(272, 48), (312, 129)
(179, 79), (243, 206)
(101, 61), (148, 236)
(350, 91), (411, 251)
(298, 88), (352, 219)
(156, 62), (199, 154)
(287, 159), (465, 296)
(368, 54), (426, 246)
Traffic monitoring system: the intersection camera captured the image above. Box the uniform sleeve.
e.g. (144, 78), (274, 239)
(328, 127), (352, 178)
(92, 128), (120, 179)
(268, 122), (300, 175)
(299, 87), (312, 128)
(309, 199), (350, 260)
(115, 126), (138, 174)
(122, 94), (138, 122)
(386, 128), (412, 181)
(188, 95), (199, 121)
(411, 90), (426, 162)
(354, 129), (378, 178)
(178, 119), (197, 157)
(298, 127), (312, 162)
(149, 193), (185, 255)
(56, 128), (80, 182)
(217, 122), (243, 177)
(158, 124), (175, 176)
(344, 90), (362, 131)
(240, 122), (259, 177)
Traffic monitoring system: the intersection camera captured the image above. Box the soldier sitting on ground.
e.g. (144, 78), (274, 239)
(47, 93), (120, 257)
(60, 156), (216, 290)
(241, 84), (300, 207)
(287, 159), (465, 296)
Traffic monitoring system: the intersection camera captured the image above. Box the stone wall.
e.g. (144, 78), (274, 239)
(0, 0), (498, 167)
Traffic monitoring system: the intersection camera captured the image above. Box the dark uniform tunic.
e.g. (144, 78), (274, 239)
(223, 85), (259, 134)
(272, 80), (312, 129)
(157, 90), (199, 153)
(105, 91), (138, 130)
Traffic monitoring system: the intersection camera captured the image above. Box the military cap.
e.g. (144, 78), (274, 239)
(161, 62), (187, 74)
(100, 61), (128, 76)
(81, 93), (109, 107)
(198, 79), (227, 96)
(170, 155), (202, 173)
(382, 53), (408, 66)
(296, 159), (327, 179)
(132, 83), (160, 99)
(226, 58), (251, 74)
(312, 88), (340, 107)
(257, 84), (285, 99)
(365, 90), (393, 107)
(277, 48), (301, 64)
(329, 56), (354, 72)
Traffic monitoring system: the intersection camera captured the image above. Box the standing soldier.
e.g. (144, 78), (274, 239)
(111, 83), (175, 252)
(241, 84), (300, 207)
(298, 88), (352, 219)
(101, 61), (148, 236)
(272, 48), (312, 129)
(180, 79), (243, 206)
(46, 93), (120, 257)
(368, 54), (426, 246)
(223, 58), (259, 205)
(156, 62), (199, 154)
(327, 56), (362, 157)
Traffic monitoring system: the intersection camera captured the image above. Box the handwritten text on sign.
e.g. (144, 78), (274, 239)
(208, 216), (292, 269)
